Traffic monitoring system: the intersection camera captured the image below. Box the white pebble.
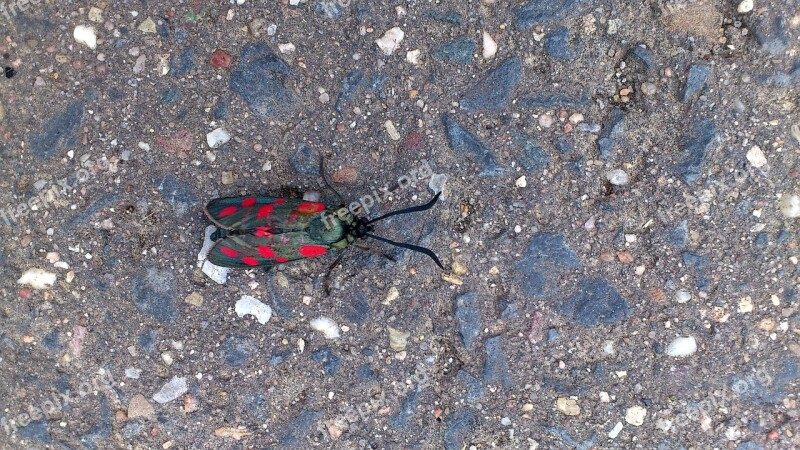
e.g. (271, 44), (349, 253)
(606, 169), (629, 186)
(198, 226), (230, 284)
(608, 422), (624, 439)
(125, 368), (141, 379)
(375, 27), (404, 55)
(311, 317), (340, 339)
(746, 145), (767, 168)
(665, 336), (697, 357)
(384, 120), (401, 141)
(482, 31), (497, 59)
(779, 193), (800, 218)
(406, 49), (421, 65)
(675, 290), (691, 303)
(206, 128), (231, 148)
(429, 173), (449, 196)
(515, 176), (527, 188)
(303, 191), (321, 202)
(737, 0), (754, 13)
(625, 406), (647, 426)
(500, 417), (512, 426)
(278, 43), (296, 54)
(152, 376), (187, 404)
(235, 295), (273, 324)
(17, 268), (57, 290)
(73, 25), (97, 49)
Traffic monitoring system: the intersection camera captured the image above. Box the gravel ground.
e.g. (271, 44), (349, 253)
(1, 0), (799, 449)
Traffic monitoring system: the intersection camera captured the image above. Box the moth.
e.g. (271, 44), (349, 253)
(203, 193), (443, 272)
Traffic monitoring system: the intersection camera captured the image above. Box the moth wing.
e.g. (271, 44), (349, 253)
(205, 196), (329, 230)
(205, 232), (333, 268)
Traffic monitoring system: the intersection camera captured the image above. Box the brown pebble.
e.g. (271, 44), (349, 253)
(617, 250), (634, 264)
(563, 123), (573, 133)
(183, 394), (200, 413)
(18, 287), (31, 299)
(599, 252), (615, 263)
(336, 123), (346, 132)
(210, 49), (232, 69)
(767, 430), (779, 440)
(332, 167), (358, 184)
(115, 410), (127, 422)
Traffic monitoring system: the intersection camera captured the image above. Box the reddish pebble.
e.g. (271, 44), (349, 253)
(18, 287), (31, 299)
(210, 49), (231, 69)
(183, 394), (200, 413)
(403, 132), (425, 151)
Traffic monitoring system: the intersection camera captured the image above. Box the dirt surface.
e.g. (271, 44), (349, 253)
(0, 0), (799, 449)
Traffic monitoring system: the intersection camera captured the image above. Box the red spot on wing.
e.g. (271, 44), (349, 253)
(241, 197), (257, 207)
(253, 227), (273, 237)
(241, 257), (259, 266)
(299, 245), (328, 257)
(296, 202), (325, 214)
(256, 204), (274, 219)
(275, 198), (287, 205)
(275, 257), (289, 263)
(258, 246), (275, 258)
(219, 246), (239, 258)
(219, 206), (238, 217)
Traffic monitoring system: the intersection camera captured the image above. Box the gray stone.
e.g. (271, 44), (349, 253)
(432, 36), (476, 65)
(457, 370), (484, 403)
(155, 175), (197, 217)
(311, 348), (340, 376)
(460, 56), (522, 111)
(676, 119), (716, 184)
(753, 17), (788, 56)
(516, 233), (581, 298)
(279, 410), (322, 447)
(598, 108), (625, 159)
(442, 114), (506, 176)
(513, 0), (583, 29)
(560, 279), (630, 327)
(444, 408), (477, 450)
(682, 64), (712, 102)
(230, 43), (295, 119)
(131, 268), (176, 323)
(291, 143), (319, 175)
(29, 101), (84, 159)
(519, 95), (592, 108)
(223, 336), (254, 367)
(454, 292), (481, 351)
(483, 336), (512, 388)
(544, 26), (577, 60)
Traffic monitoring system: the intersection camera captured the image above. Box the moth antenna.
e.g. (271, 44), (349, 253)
(319, 156), (346, 205)
(323, 247), (349, 296)
(365, 233), (444, 270)
(366, 191), (441, 225)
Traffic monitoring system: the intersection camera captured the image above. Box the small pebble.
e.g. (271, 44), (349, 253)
(384, 120), (401, 141)
(406, 49), (421, 65)
(17, 268), (57, 290)
(538, 114), (554, 128)
(606, 169), (629, 186)
(73, 25), (97, 49)
(206, 128), (231, 148)
(625, 406), (647, 426)
(675, 290), (691, 303)
(641, 82), (657, 96)
(556, 397), (580, 416)
(746, 145), (767, 168)
(311, 317), (340, 339)
(737, 0), (754, 13)
(210, 49), (231, 68)
(482, 31), (497, 59)
(153, 377), (188, 404)
(665, 336), (697, 356)
(515, 176), (527, 188)
(375, 27), (404, 55)
(779, 194), (800, 218)
(608, 422), (624, 439)
(235, 295), (272, 324)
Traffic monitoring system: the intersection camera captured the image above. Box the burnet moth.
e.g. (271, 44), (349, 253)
(203, 191), (444, 273)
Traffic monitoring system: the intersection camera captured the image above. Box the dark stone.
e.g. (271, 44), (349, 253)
(676, 119), (716, 184)
(499, 298), (518, 320)
(667, 220), (688, 249)
(432, 36), (476, 65)
(753, 17), (788, 56)
(122, 423), (145, 439)
(443, 408), (477, 450)
(598, 108), (625, 159)
(222, 336), (253, 368)
(279, 410), (322, 447)
(63, 193), (121, 232)
(335, 69), (364, 114)
(356, 364), (380, 381)
(737, 442), (765, 450)
(547, 328), (560, 341)
(544, 26), (577, 60)
(19, 420), (51, 443)
(560, 279), (630, 327)
(518, 95), (592, 108)
(389, 389), (419, 427)
(755, 59), (800, 87)
(731, 358), (800, 405)
(454, 292), (481, 351)
(315, 0), (345, 19)
(270, 348), (293, 366)
(267, 272), (293, 318)
(682, 252), (706, 269)
(483, 336), (512, 388)
(754, 232), (769, 248)
(155, 175), (197, 217)
(137, 329), (157, 353)
(243, 392), (268, 420)
(11, 16), (55, 40)
(519, 140), (550, 172)
(169, 47), (195, 76)
(213, 96), (228, 120)
(29, 101), (84, 159)
(131, 268), (176, 323)
(424, 10), (463, 25)
(442, 114), (506, 176)
(627, 46), (657, 71)
(4, 66), (16, 78)
(457, 370), (484, 403)
(460, 56), (522, 111)
(516, 233), (581, 298)
(682, 64), (712, 102)
(347, 292), (370, 324)
(545, 426), (596, 450)
(80, 394), (111, 449)
(230, 43), (295, 119)
(43, 329), (59, 352)
(513, 0), (583, 29)
(311, 348), (340, 376)
(291, 143), (319, 175)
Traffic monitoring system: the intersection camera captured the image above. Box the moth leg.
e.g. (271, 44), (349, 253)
(323, 248), (349, 296)
(353, 243), (397, 263)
